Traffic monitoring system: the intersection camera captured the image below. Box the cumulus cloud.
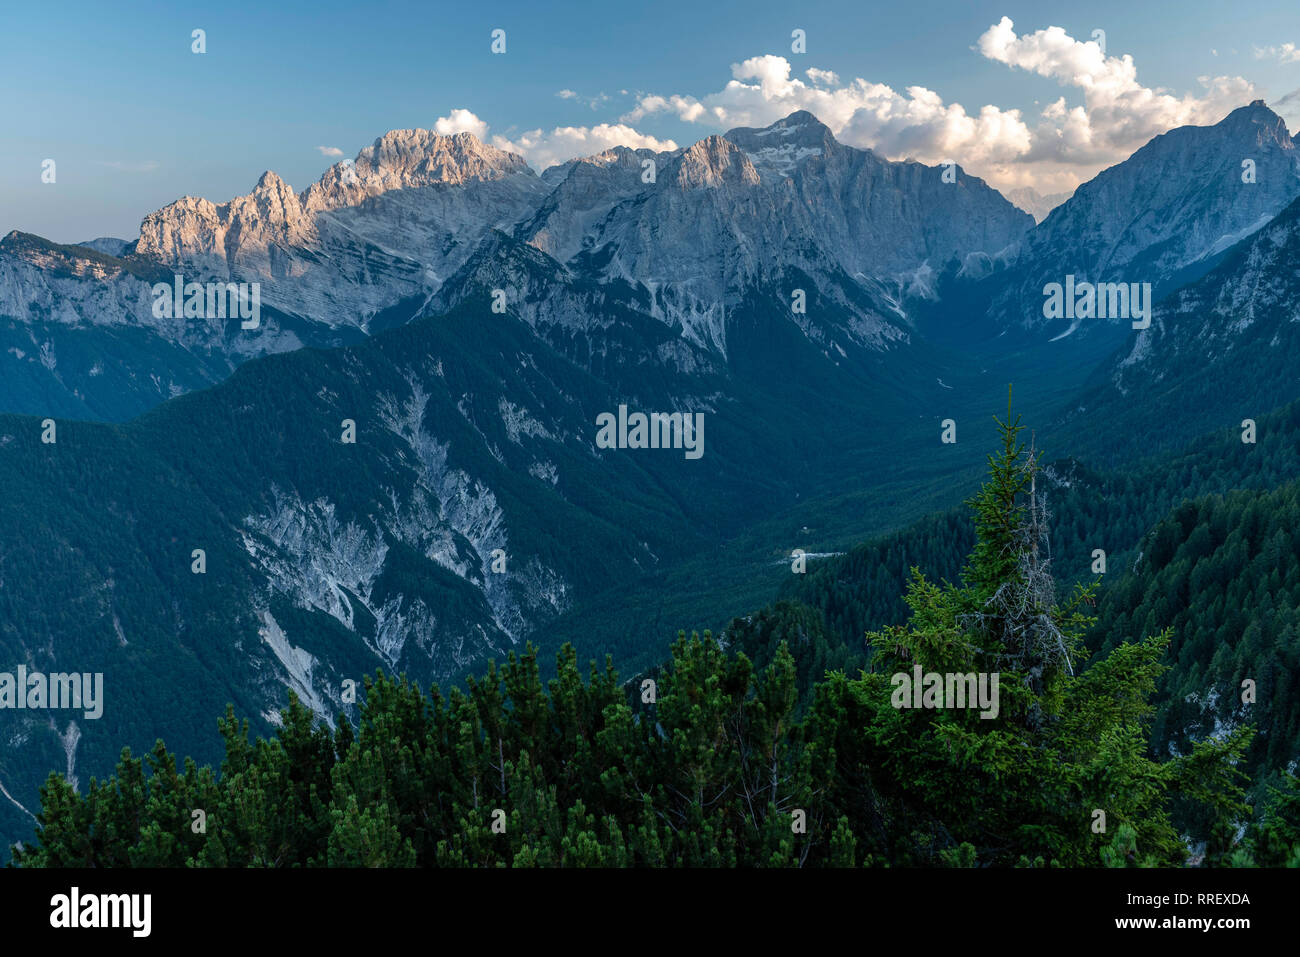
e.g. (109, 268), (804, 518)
(979, 17), (1254, 165)
(805, 68), (840, 87)
(434, 108), (489, 139)
(316, 146), (344, 157)
(622, 54), (1032, 174)
(1255, 42), (1300, 63)
(492, 124), (678, 172)
(556, 89), (579, 99)
(623, 93), (708, 123)
(620, 19), (1258, 193)
(425, 107), (676, 171)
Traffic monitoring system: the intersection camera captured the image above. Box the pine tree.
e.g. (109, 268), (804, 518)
(10, 406), (1262, 869)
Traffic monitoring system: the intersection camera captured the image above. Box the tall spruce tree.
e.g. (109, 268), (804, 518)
(806, 399), (1252, 865)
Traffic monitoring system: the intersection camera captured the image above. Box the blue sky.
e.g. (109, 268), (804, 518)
(4, 0), (1299, 242)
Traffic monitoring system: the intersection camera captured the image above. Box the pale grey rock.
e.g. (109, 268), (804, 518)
(1001, 187), (1073, 224)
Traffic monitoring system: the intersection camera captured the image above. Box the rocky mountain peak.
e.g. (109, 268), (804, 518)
(1002, 186), (1074, 224)
(254, 169), (289, 192)
(135, 127), (540, 280)
(747, 109), (835, 145)
(996, 98), (1300, 331)
(1215, 100), (1294, 148)
(671, 135), (761, 189)
(353, 128), (531, 187)
(718, 111), (846, 185)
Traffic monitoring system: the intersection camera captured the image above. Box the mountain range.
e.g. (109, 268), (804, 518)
(3, 101), (1300, 857)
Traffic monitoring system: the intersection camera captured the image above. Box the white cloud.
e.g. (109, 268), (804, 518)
(619, 19), (1257, 194)
(434, 108), (489, 139)
(555, 89), (612, 110)
(623, 54), (1033, 172)
(492, 124), (679, 172)
(622, 93), (708, 123)
(1255, 42), (1300, 63)
(805, 67), (840, 87)
(979, 16), (1254, 164)
(423, 107), (676, 171)
(316, 146), (344, 157)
